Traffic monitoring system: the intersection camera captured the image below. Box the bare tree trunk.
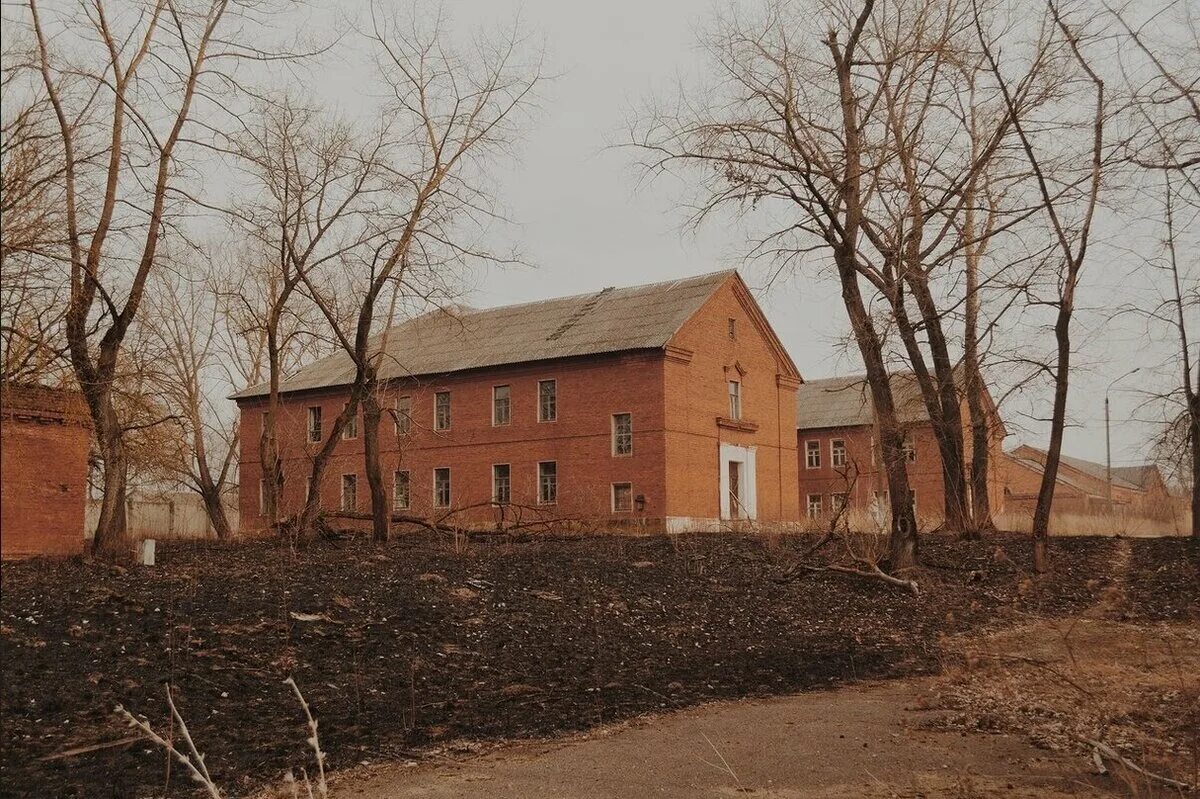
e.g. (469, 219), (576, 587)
(1189, 394), (1200, 539)
(963, 203), (994, 535)
(362, 381), (389, 543)
(1032, 312), (1072, 571)
(297, 396), (357, 537)
(828, 4), (918, 570)
(92, 402), (129, 557)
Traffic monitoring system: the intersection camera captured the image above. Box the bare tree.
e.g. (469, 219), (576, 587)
(144, 258), (260, 539)
(297, 7), (543, 541)
(1107, 1), (1199, 537)
(25, 0), (290, 556)
(975, 1), (1112, 571)
(231, 100), (388, 534)
(1, 32), (71, 384)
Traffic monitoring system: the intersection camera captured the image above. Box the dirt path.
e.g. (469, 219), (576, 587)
(328, 680), (1113, 798)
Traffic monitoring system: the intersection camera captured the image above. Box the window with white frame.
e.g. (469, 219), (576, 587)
(538, 461), (557, 505)
(393, 470), (409, 511)
(341, 474), (357, 512)
(342, 403), (357, 439)
(902, 436), (916, 462)
(805, 440), (821, 469)
(492, 464), (511, 504)
(612, 482), (633, 512)
(612, 413), (632, 456)
(538, 379), (557, 422)
(727, 380), (742, 419)
(433, 467), (451, 508)
(434, 391), (451, 431)
(831, 438), (847, 468)
(492, 385), (511, 426)
(832, 492), (848, 512)
(307, 406), (322, 442)
(806, 493), (823, 519)
(395, 396), (411, 435)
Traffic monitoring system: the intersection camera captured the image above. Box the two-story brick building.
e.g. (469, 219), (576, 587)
(233, 271), (801, 533)
(794, 372), (1007, 523)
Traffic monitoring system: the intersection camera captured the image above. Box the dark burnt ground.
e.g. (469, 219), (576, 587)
(1, 532), (1188, 798)
(1123, 537), (1200, 621)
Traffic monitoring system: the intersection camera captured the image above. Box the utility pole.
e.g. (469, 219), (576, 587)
(1106, 367), (1141, 511)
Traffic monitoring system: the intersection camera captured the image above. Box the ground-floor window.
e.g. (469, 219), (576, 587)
(612, 482), (632, 512)
(538, 461), (557, 505)
(434, 467), (451, 508)
(806, 493), (822, 519)
(832, 492), (848, 512)
(393, 470), (410, 511)
(341, 474), (357, 512)
(493, 464), (511, 504)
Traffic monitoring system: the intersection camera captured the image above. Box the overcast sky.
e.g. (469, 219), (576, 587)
(302, 0), (1174, 469)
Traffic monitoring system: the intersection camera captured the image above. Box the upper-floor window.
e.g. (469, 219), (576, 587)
(728, 380), (742, 419)
(492, 385), (511, 426)
(342, 403), (357, 440)
(492, 463), (511, 504)
(538, 379), (557, 422)
(902, 436), (916, 463)
(612, 413), (632, 456)
(393, 470), (410, 511)
(612, 482), (633, 512)
(433, 467), (451, 508)
(307, 406), (322, 442)
(805, 440), (821, 469)
(434, 391), (451, 431)
(341, 474), (357, 512)
(538, 461), (557, 505)
(396, 396), (411, 435)
(806, 493), (822, 519)
(727, 318), (737, 340)
(831, 438), (846, 468)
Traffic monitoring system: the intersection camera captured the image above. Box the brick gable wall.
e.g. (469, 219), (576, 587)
(1, 384), (91, 559)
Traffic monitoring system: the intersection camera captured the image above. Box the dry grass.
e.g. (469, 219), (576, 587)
(931, 618), (1200, 796)
(995, 509), (1192, 538)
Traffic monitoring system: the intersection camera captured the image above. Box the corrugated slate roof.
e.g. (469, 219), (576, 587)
(794, 372), (932, 430)
(1014, 446), (1146, 492)
(233, 270), (735, 400)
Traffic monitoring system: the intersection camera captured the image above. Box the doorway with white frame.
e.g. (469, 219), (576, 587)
(719, 443), (757, 521)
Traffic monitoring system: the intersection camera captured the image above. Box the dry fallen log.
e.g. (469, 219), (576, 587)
(1082, 737), (1194, 792)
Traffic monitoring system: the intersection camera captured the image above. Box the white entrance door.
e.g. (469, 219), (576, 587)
(719, 443), (757, 521)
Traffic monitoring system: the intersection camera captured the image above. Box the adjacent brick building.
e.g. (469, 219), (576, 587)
(1, 383), (91, 558)
(794, 372), (1007, 523)
(233, 271), (801, 533)
(1001, 445), (1174, 519)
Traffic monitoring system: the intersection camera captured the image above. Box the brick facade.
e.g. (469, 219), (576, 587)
(1, 384), (91, 559)
(236, 274), (800, 533)
(796, 407), (1006, 524)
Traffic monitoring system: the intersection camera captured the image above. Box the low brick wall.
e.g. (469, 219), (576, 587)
(1, 383), (92, 559)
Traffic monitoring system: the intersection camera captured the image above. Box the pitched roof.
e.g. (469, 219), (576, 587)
(1010, 445), (1147, 492)
(233, 270), (737, 400)
(794, 372), (934, 430)
(1003, 452), (1101, 497)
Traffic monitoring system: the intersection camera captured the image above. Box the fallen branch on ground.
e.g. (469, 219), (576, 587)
(1081, 736), (1194, 792)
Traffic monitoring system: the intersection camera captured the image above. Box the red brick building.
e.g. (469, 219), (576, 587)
(794, 372), (1007, 523)
(1001, 445), (1174, 520)
(1, 383), (91, 559)
(234, 271), (801, 533)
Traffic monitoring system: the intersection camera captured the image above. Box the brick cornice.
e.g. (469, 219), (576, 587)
(663, 345), (694, 364)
